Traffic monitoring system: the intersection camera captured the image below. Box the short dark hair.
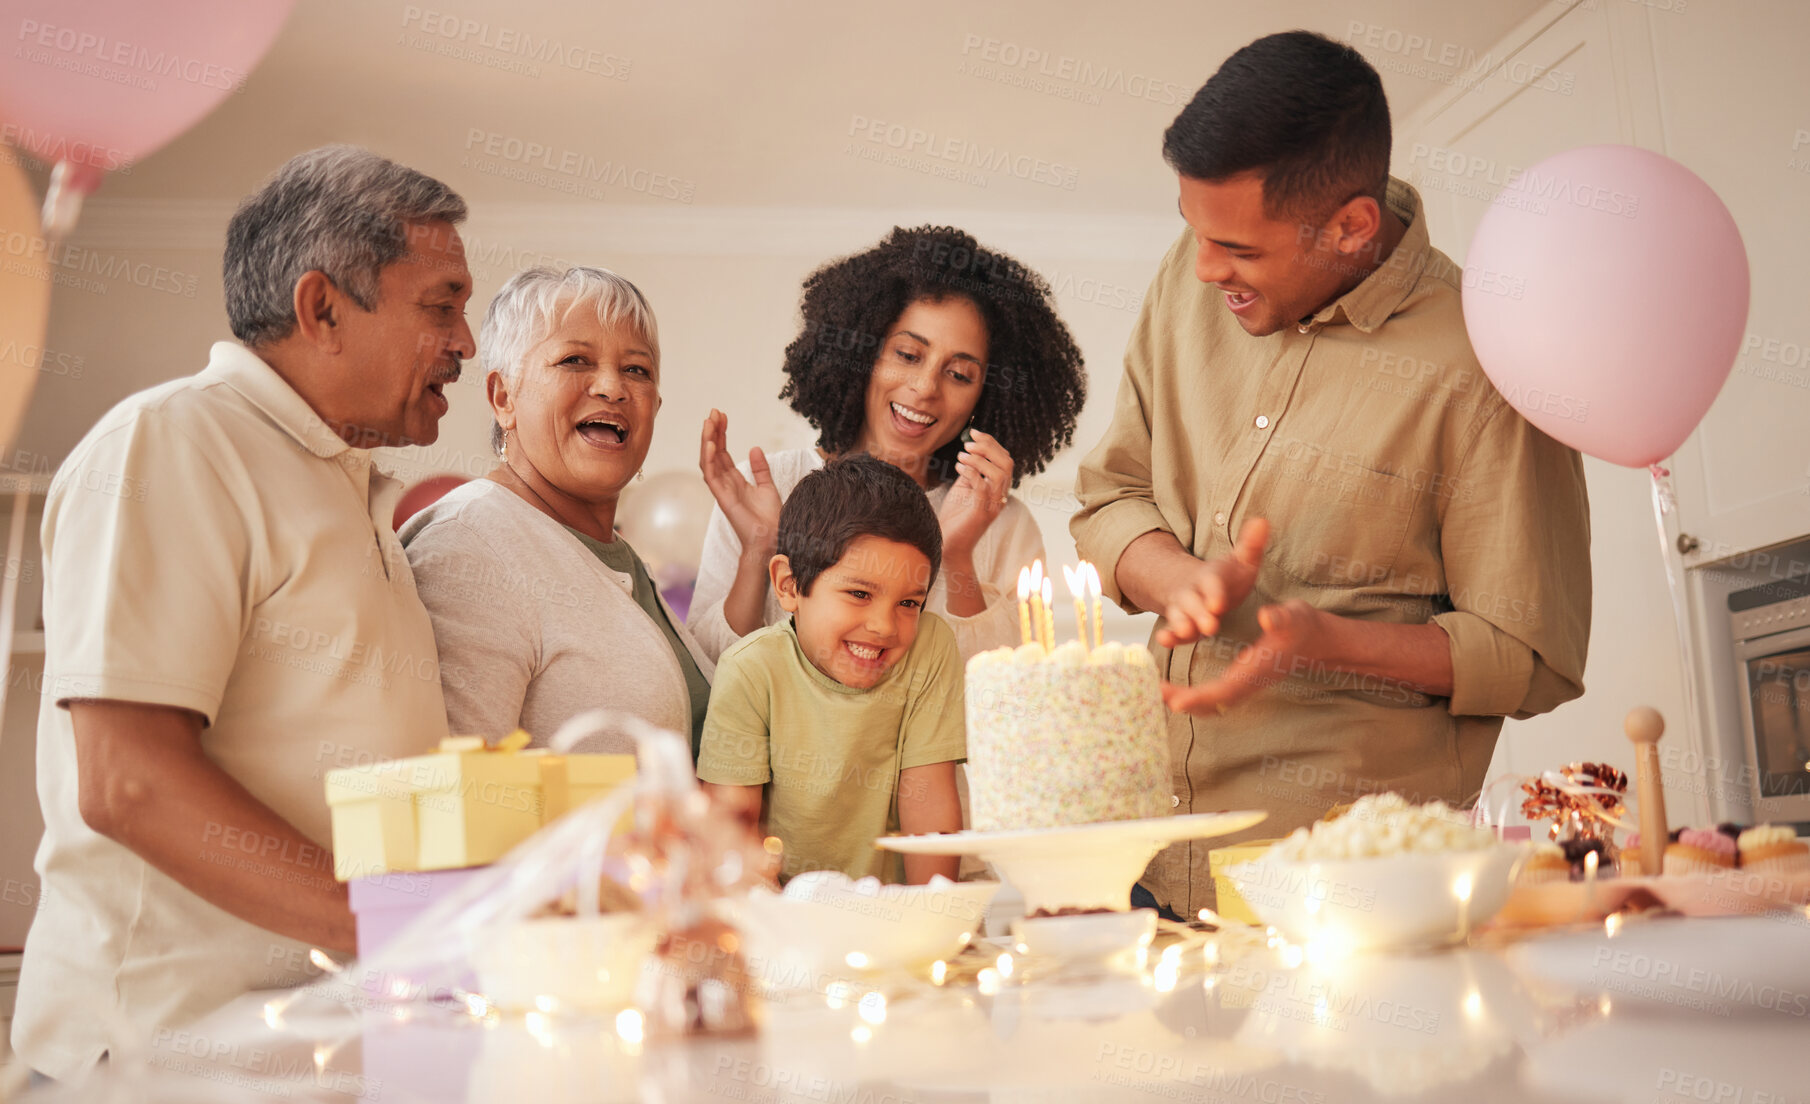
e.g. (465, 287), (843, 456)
(778, 225), (1086, 484)
(778, 455), (942, 597)
(1162, 31), (1391, 222)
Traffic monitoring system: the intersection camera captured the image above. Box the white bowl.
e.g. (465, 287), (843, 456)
(722, 873), (999, 987)
(1009, 909), (1157, 961)
(471, 912), (657, 1012)
(1224, 844), (1527, 952)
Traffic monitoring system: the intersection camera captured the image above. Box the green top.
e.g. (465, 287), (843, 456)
(565, 528), (711, 758)
(695, 613), (966, 883)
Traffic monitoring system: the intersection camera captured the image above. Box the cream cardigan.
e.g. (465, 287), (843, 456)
(402, 479), (715, 750)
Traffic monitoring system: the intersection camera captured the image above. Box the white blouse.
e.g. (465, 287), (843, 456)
(687, 448), (1047, 665)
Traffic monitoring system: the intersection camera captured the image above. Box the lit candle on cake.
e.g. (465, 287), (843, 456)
(1084, 562), (1104, 649)
(1063, 564), (1087, 648)
(1029, 560), (1045, 649)
(1016, 567), (1033, 647)
(1040, 576), (1055, 652)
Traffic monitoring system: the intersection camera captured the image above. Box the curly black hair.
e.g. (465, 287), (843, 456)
(777, 225), (1087, 484)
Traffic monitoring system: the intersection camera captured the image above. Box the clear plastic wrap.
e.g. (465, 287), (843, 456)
(14, 711), (768, 1103)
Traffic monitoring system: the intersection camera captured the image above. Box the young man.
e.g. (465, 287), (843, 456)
(14, 146), (475, 1080)
(1071, 32), (1591, 917)
(698, 455), (965, 884)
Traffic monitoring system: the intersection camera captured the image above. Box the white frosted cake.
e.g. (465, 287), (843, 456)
(964, 639), (1171, 831)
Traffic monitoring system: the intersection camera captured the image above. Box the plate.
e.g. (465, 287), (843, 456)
(877, 811), (1268, 856)
(1009, 909), (1157, 961)
(1494, 869), (1810, 929)
(1509, 909), (1810, 1014)
(876, 812), (1266, 913)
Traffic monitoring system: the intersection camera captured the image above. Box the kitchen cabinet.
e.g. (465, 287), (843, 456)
(1388, 0), (1810, 823)
(1397, 0), (1810, 568)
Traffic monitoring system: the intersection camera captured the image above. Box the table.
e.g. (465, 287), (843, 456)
(21, 914), (1810, 1104)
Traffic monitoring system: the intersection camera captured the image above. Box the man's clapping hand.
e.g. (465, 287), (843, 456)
(1148, 518), (1333, 714)
(1154, 518), (1270, 648)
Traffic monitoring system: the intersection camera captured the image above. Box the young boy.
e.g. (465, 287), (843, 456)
(696, 455), (965, 884)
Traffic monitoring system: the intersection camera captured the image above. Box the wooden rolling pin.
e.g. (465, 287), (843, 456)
(1625, 706), (1668, 877)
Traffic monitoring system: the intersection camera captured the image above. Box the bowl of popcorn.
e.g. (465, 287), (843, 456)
(1222, 794), (1527, 952)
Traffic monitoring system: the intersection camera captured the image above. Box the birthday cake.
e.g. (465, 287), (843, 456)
(964, 639), (1171, 831)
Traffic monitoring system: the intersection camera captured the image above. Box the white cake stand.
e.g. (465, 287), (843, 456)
(876, 811), (1266, 914)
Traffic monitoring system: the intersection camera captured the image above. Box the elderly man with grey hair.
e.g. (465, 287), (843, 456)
(13, 145), (474, 1080)
(401, 265), (713, 755)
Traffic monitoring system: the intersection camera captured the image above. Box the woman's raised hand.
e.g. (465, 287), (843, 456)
(699, 409), (782, 555)
(938, 428), (1014, 557)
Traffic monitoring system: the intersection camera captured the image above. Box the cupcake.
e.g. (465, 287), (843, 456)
(1519, 842), (1570, 885)
(1622, 832), (1644, 876)
(1736, 825), (1810, 877)
(1560, 837), (1616, 880)
(1663, 827), (1737, 876)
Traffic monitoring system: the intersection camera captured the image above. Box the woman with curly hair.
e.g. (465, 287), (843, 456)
(688, 225), (1087, 663)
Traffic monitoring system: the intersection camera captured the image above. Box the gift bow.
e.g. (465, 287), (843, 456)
(438, 729), (533, 755)
(1520, 762), (1628, 841)
(1475, 761), (1631, 842)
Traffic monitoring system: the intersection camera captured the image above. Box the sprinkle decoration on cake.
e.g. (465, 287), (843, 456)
(964, 638), (1171, 832)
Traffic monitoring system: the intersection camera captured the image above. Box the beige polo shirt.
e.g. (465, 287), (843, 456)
(13, 341), (451, 1079)
(1072, 179), (1591, 915)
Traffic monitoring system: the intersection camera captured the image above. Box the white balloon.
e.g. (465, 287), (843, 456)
(615, 470), (716, 589)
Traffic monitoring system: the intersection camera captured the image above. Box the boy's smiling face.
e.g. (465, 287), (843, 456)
(772, 535), (932, 689)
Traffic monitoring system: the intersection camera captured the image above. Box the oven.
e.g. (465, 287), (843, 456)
(1729, 574), (1810, 824)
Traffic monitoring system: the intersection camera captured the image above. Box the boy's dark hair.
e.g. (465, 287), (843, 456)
(1162, 31), (1391, 223)
(777, 225), (1086, 484)
(778, 455), (942, 597)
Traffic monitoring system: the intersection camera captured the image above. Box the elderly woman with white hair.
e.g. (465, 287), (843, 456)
(401, 266), (712, 754)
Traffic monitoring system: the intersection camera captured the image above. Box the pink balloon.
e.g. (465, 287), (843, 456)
(393, 475), (470, 531)
(1461, 145), (1749, 468)
(0, 0), (293, 178)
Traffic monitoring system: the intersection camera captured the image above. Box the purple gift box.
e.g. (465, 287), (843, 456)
(351, 867), (489, 1101)
(348, 866), (488, 959)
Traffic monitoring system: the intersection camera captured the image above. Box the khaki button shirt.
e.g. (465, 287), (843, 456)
(1071, 179), (1591, 915)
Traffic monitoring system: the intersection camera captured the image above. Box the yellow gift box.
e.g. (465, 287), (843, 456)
(322, 763), (421, 881)
(537, 752), (637, 822)
(1208, 838), (1280, 927)
(325, 732), (637, 880)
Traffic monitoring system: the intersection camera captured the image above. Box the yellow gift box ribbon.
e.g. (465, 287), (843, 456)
(438, 729), (533, 755)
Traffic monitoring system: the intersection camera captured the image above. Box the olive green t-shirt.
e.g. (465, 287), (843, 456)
(566, 528), (711, 757)
(696, 613), (966, 883)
